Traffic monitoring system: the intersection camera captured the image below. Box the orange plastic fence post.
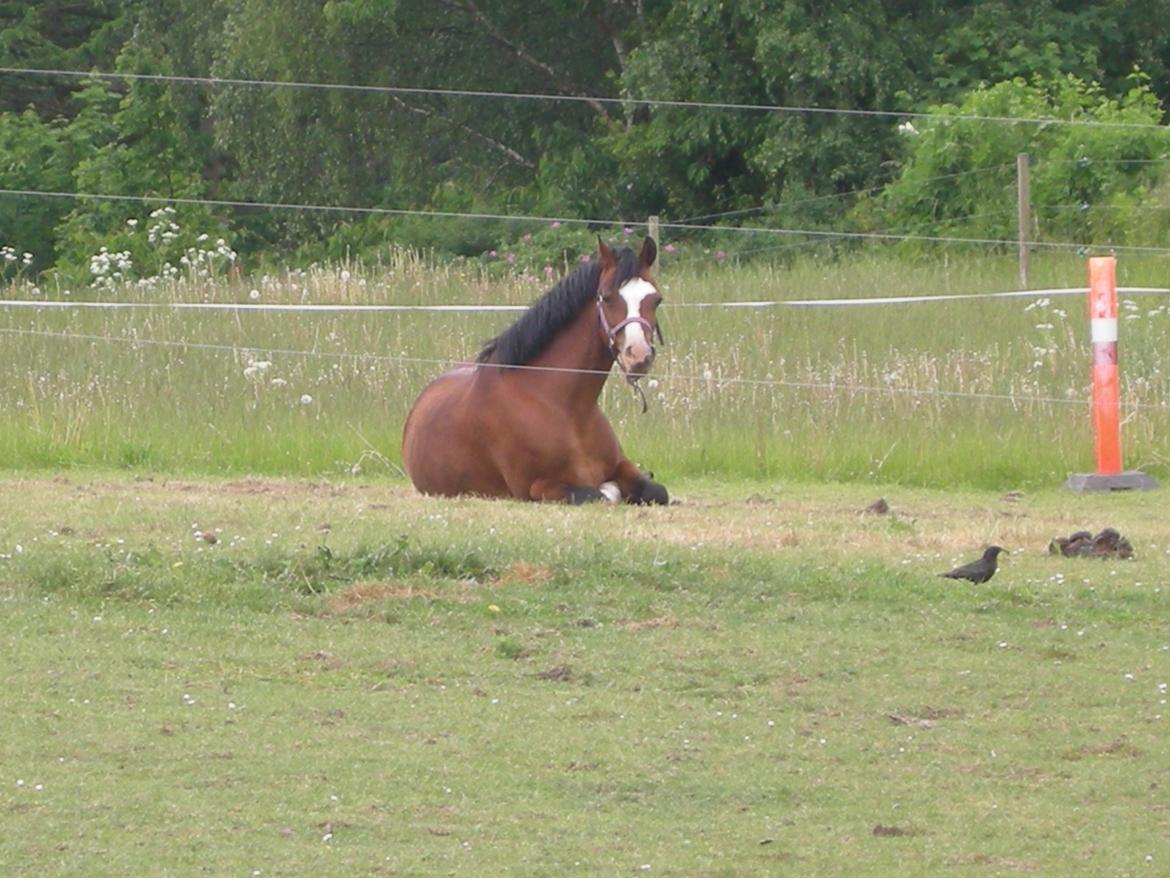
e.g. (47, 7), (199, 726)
(1063, 260), (1154, 491)
(1088, 256), (1122, 475)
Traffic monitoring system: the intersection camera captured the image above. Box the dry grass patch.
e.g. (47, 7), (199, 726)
(495, 561), (556, 586)
(327, 581), (448, 611)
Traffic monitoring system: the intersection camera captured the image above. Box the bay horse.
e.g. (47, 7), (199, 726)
(402, 237), (668, 505)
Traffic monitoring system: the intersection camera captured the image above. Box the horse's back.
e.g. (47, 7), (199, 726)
(402, 367), (510, 498)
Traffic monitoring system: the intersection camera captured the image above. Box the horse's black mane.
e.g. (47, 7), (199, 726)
(477, 246), (642, 366)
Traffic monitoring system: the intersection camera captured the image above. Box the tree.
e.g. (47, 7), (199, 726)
(7, 0), (1170, 274)
(0, 108), (71, 268)
(597, 0), (915, 228)
(0, 0), (133, 117)
(206, 0), (652, 253)
(924, 0), (1170, 102)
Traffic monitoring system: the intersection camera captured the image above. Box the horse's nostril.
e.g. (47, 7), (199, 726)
(624, 345), (654, 370)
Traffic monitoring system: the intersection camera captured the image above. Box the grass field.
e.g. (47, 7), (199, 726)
(3, 248), (1168, 873)
(2, 474), (1168, 876)
(2, 247), (1168, 488)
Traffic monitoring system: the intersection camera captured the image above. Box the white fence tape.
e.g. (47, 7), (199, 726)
(2, 286), (1169, 313)
(0, 300), (526, 312)
(715, 286), (1170, 308)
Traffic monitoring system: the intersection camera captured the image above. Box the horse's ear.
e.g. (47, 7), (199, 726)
(597, 237), (616, 271)
(639, 236), (658, 270)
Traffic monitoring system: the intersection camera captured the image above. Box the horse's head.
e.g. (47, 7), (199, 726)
(596, 237), (662, 381)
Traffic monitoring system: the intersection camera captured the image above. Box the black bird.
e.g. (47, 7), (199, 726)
(940, 546), (1005, 584)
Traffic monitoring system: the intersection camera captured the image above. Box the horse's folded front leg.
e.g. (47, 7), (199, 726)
(565, 485), (610, 505)
(529, 479), (608, 504)
(528, 471), (666, 506)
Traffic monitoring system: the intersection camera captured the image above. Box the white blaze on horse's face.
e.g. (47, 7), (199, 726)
(616, 277), (658, 374)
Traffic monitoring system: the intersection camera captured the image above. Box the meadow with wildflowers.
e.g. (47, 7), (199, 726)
(2, 220), (1169, 489)
(4, 225), (1170, 875)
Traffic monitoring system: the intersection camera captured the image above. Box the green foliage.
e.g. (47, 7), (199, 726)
(321, 0), (399, 28)
(874, 72), (1169, 246)
(926, 0), (1170, 101)
(43, 75), (234, 287)
(609, 0), (917, 223)
(0, 0), (131, 117)
(8, 1), (1170, 273)
(477, 221), (615, 278)
(0, 108), (72, 269)
(207, 0), (617, 253)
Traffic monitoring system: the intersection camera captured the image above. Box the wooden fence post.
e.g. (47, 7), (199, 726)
(1016, 153), (1031, 288)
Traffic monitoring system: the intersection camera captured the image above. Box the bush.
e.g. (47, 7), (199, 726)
(871, 71), (1169, 248)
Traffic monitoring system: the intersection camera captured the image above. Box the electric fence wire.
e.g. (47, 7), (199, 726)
(3, 286), (1170, 312)
(4, 65), (1170, 131)
(5, 187), (1170, 256)
(2, 325), (1167, 413)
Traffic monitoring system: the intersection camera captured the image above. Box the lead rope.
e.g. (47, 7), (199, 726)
(629, 376), (649, 413)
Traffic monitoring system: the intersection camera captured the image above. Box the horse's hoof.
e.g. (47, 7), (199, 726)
(599, 481), (622, 504)
(635, 480), (669, 506)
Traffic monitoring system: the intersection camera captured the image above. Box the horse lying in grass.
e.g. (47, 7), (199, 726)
(402, 237), (668, 505)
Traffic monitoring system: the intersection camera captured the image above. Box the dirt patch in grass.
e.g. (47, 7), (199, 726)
(887, 705), (965, 727)
(872, 823), (923, 838)
(534, 664), (574, 681)
(1061, 737), (1145, 761)
(596, 490), (1043, 560)
(159, 477), (360, 498)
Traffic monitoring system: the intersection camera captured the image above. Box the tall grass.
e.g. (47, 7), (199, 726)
(2, 245), (1168, 488)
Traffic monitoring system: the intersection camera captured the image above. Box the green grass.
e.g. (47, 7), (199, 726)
(2, 475), (1168, 875)
(2, 246), (1169, 489)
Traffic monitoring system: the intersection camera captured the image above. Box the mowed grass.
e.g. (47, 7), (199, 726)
(2, 475), (1168, 876)
(2, 246), (1169, 489)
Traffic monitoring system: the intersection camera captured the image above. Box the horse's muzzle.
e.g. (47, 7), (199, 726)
(619, 342), (656, 380)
